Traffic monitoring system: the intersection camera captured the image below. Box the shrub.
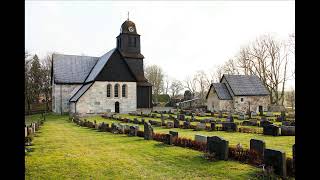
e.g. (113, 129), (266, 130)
(137, 130), (144, 137)
(153, 133), (167, 142)
(228, 146), (262, 166)
(174, 137), (207, 152)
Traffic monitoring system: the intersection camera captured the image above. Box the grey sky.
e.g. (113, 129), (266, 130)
(25, 1), (295, 89)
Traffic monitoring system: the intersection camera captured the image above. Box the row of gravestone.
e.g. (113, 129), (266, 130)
(25, 116), (45, 146)
(193, 135), (294, 178)
(263, 124), (295, 136)
(73, 116), (293, 178)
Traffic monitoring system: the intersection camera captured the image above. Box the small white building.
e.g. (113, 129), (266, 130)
(206, 74), (270, 113)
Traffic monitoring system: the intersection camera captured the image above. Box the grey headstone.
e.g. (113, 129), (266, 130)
(250, 139), (265, 157)
(25, 127), (28, 137)
(196, 123), (206, 130)
(264, 149), (286, 177)
(144, 122), (153, 140)
(195, 134), (207, 143)
(169, 131), (178, 139)
(166, 121), (174, 129)
(207, 136), (229, 160)
(128, 125), (139, 136)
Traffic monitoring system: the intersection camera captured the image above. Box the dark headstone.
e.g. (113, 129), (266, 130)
(280, 126), (295, 136)
(222, 122), (237, 132)
(133, 118), (139, 124)
(128, 125), (139, 136)
(263, 124), (281, 136)
(144, 122), (153, 140)
(169, 131), (178, 139)
(183, 121), (190, 129)
(165, 134), (173, 145)
(174, 119), (180, 128)
(227, 113), (234, 122)
(260, 120), (273, 127)
(210, 123), (216, 131)
(141, 118), (145, 124)
(264, 149), (286, 177)
(191, 114), (195, 122)
(178, 114), (185, 121)
(280, 111), (286, 121)
(207, 136), (229, 160)
(250, 139), (265, 157)
(99, 122), (109, 132)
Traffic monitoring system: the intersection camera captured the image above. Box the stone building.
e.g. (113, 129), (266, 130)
(51, 19), (152, 115)
(206, 74), (270, 113)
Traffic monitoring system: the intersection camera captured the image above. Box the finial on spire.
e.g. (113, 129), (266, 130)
(127, 11), (129, 20)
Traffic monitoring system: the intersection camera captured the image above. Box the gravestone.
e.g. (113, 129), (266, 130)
(251, 111), (258, 117)
(280, 111), (286, 121)
(199, 112), (205, 117)
(161, 114), (165, 126)
(141, 118), (145, 124)
(250, 139), (265, 157)
(165, 134), (173, 145)
(174, 119), (180, 128)
(111, 123), (121, 133)
(196, 123), (206, 131)
(207, 136), (229, 160)
(227, 115), (234, 122)
(144, 122), (153, 140)
(178, 114), (185, 121)
(128, 125), (139, 136)
(210, 123), (216, 131)
(95, 123), (99, 129)
(218, 111), (223, 118)
(167, 121), (174, 128)
(238, 114), (247, 120)
(27, 127), (33, 135)
(260, 120), (273, 127)
(191, 114), (195, 122)
(266, 112), (273, 117)
(183, 121), (190, 129)
(169, 131), (178, 142)
(133, 118), (139, 124)
(260, 116), (267, 122)
(25, 127), (28, 137)
(263, 124), (281, 136)
(282, 121), (292, 126)
(280, 126), (295, 136)
(31, 123), (36, 133)
(195, 134), (207, 143)
(99, 122), (109, 132)
(222, 122), (237, 132)
(264, 149), (287, 177)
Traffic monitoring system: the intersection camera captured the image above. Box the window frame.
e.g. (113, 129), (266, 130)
(107, 84), (112, 98)
(122, 84), (127, 98)
(114, 83), (119, 98)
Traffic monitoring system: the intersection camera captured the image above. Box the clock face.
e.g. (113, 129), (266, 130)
(128, 26), (134, 32)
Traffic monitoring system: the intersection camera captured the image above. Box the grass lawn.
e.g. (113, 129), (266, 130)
(88, 115), (294, 157)
(25, 114), (261, 179)
(25, 114), (43, 126)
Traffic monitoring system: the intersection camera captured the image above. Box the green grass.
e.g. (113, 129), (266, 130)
(25, 114), (43, 126)
(25, 114), (261, 179)
(88, 115), (294, 157)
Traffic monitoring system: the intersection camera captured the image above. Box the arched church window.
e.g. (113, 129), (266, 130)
(122, 84), (127, 97)
(114, 84), (119, 97)
(107, 84), (112, 97)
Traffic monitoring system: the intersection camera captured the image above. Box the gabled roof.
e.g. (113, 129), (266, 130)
(222, 74), (270, 96)
(52, 54), (99, 84)
(69, 82), (94, 102)
(84, 48), (116, 83)
(212, 83), (232, 100)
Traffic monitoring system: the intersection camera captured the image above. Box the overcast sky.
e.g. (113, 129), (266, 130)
(25, 1), (295, 89)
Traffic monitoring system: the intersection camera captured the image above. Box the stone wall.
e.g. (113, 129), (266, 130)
(76, 81), (137, 115)
(233, 96), (270, 113)
(52, 83), (81, 114)
(206, 88), (233, 112)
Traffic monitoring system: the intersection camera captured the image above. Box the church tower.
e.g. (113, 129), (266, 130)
(116, 19), (144, 59)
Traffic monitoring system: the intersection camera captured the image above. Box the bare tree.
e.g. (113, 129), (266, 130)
(194, 70), (211, 104)
(184, 75), (198, 94)
(222, 59), (240, 75)
(163, 74), (170, 95)
(145, 65), (164, 102)
(170, 79), (183, 98)
(41, 53), (53, 111)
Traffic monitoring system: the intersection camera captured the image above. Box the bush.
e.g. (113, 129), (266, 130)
(228, 146), (262, 166)
(153, 133), (167, 142)
(174, 137), (207, 152)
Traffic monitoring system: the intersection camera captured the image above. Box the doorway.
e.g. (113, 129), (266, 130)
(115, 102), (120, 113)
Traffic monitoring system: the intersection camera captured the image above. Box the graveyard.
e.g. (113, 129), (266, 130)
(25, 114), (261, 179)
(25, 110), (295, 179)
